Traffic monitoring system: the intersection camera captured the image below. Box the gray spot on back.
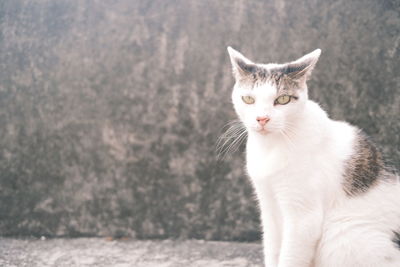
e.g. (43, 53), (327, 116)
(392, 231), (400, 250)
(342, 132), (392, 196)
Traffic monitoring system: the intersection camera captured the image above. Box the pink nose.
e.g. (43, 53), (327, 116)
(256, 116), (270, 126)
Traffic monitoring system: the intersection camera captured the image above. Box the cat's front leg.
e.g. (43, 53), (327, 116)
(261, 212), (281, 267)
(255, 184), (282, 267)
(278, 197), (323, 267)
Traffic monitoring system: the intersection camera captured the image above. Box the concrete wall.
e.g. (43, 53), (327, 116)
(0, 0), (399, 240)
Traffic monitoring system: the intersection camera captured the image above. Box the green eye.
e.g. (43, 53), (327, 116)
(275, 95), (292, 105)
(242, 95), (255, 104)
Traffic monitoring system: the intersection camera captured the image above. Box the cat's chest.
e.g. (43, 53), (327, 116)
(246, 141), (293, 181)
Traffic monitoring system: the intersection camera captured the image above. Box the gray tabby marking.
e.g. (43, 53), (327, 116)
(393, 231), (400, 250)
(236, 63), (303, 98)
(342, 132), (390, 196)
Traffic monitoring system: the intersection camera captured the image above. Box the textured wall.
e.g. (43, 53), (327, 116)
(0, 0), (399, 240)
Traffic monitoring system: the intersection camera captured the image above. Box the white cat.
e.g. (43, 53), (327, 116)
(226, 47), (400, 267)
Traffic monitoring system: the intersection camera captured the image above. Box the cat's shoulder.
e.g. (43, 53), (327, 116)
(341, 127), (397, 196)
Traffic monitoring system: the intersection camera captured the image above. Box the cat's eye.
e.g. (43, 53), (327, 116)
(242, 95), (255, 104)
(275, 95), (292, 105)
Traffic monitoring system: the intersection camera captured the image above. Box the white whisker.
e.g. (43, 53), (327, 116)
(216, 120), (247, 160)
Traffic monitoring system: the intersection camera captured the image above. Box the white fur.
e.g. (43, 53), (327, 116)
(228, 48), (400, 267)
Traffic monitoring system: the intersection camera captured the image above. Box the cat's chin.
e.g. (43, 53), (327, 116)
(253, 128), (270, 135)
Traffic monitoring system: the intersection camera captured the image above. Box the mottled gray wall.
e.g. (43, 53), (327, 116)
(0, 0), (399, 240)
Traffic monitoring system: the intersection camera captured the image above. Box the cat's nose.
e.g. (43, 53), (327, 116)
(256, 116), (270, 126)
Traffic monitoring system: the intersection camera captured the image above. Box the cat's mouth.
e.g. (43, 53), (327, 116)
(255, 127), (269, 135)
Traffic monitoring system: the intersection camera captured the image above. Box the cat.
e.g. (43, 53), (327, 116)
(225, 47), (400, 267)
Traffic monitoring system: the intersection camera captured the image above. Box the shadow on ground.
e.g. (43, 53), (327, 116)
(0, 238), (263, 267)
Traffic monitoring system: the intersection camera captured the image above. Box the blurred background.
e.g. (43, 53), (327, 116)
(0, 0), (398, 241)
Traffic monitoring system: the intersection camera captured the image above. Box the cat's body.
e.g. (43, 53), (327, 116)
(226, 47), (400, 267)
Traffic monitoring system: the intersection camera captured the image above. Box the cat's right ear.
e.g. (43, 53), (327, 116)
(227, 47), (257, 81)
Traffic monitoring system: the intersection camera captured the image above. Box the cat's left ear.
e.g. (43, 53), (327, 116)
(284, 49), (321, 81)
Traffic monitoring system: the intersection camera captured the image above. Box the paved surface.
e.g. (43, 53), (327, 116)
(0, 238), (263, 267)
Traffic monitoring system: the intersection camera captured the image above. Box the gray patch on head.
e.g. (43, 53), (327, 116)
(236, 59), (259, 75)
(273, 72), (302, 96)
(235, 61), (269, 87)
(238, 65), (302, 98)
(342, 132), (394, 196)
(282, 62), (310, 75)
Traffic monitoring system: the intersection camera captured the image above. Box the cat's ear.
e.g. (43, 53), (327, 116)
(284, 49), (321, 81)
(227, 47), (257, 81)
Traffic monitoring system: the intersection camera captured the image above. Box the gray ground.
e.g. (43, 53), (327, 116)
(0, 238), (263, 267)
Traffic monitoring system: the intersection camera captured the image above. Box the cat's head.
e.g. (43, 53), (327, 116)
(227, 47), (321, 136)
